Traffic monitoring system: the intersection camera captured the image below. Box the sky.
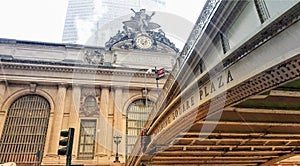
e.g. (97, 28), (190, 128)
(0, 0), (205, 46)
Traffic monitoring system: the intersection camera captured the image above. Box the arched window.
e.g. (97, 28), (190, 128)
(0, 94), (50, 164)
(126, 99), (154, 156)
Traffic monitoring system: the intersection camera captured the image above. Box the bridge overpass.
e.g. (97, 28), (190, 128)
(126, 0), (300, 165)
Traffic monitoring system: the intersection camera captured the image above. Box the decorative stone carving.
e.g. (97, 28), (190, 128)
(105, 9), (179, 53)
(29, 83), (37, 92)
(147, 31), (179, 53)
(80, 88), (100, 117)
(84, 49), (105, 65)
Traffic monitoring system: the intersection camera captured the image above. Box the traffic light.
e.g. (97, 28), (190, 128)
(58, 128), (74, 166)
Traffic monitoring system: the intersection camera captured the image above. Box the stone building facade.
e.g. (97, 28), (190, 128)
(0, 9), (178, 166)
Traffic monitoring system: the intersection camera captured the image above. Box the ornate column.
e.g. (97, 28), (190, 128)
(47, 84), (67, 155)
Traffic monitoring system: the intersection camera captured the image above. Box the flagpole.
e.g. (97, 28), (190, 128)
(144, 70), (147, 106)
(145, 68), (152, 106)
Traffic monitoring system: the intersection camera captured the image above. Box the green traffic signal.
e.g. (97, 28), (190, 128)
(57, 128), (74, 166)
(60, 130), (69, 137)
(57, 147), (68, 155)
(57, 128), (74, 157)
(59, 138), (68, 146)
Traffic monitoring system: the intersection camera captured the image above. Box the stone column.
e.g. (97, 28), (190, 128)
(96, 87), (109, 156)
(114, 88), (125, 157)
(0, 81), (6, 136)
(107, 88), (114, 158)
(114, 88), (123, 132)
(68, 85), (80, 127)
(0, 81), (6, 104)
(114, 87), (126, 161)
(69, 85), (81, 156)
(47, 84), (67, 155)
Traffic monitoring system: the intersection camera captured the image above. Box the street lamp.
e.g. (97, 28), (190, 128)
(113, 135), (122, 163)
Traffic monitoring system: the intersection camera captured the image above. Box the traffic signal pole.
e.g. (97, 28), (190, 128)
(66, 128), (74, 166)
(66, 128), (75, 166)
(58, 128), (74, 166)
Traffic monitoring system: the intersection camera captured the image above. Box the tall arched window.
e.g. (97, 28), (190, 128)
(126, 99), (154, 157)
(0, 94), (50, 164)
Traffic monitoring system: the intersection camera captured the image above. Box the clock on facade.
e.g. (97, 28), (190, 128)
(135, 35), (153, 49)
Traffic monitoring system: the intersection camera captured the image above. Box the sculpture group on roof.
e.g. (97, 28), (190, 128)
(105, 9), (179, 52)
(123, 9), (160, 33)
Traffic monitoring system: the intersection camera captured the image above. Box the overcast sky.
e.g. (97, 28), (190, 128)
(0, 0), (205, 45)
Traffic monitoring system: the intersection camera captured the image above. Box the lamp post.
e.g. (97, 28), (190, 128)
(113, 135), (122, 163)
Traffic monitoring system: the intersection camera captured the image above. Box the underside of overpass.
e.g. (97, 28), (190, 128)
(140, 79), (300, 166)
(142, 79), (300, 165)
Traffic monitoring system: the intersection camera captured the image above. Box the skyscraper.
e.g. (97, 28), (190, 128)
(62, 0), (95, 44)
(62, 0), (166, 45)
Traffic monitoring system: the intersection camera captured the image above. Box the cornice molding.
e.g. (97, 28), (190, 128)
(0, 61), (156, 78)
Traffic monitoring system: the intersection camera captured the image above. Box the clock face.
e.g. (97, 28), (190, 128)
(135, 35), (153, 49)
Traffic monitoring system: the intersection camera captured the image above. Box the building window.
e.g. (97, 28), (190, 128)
(0, 94), (50, 164)
(126, 99), (154, 157)
(77, 119), (96, 160)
